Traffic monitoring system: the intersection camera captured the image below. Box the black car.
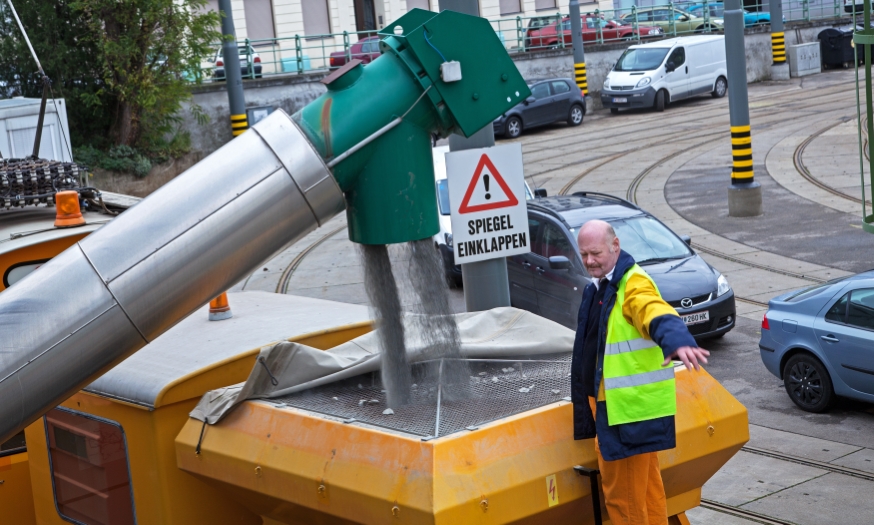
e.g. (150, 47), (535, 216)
(507, 192), (736, 339)
(493, 78), (585, 139)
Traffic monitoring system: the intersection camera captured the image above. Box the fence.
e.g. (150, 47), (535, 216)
(193, 0), (854, 83)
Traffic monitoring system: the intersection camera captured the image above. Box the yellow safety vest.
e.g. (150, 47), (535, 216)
(603, 265), (677, 426)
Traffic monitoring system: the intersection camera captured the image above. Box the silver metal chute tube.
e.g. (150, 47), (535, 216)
(0, 110), (344, 443)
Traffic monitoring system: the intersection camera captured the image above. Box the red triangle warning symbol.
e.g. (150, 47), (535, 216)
(458, 154), (519, 214)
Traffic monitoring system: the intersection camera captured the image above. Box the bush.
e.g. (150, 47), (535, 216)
(75, 145), (154, 178)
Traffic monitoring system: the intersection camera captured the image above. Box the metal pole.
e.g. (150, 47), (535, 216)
(725, 0), (762, 216)
(769, 0), (789, 80)
(441, 0), (511, 312)
(569, 0), (588, 96)
(218, 0), (248, 137)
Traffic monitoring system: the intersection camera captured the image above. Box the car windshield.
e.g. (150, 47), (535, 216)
(614, 47), (671, 72)
(609, 216), (693, 264)
(436, 179), (451, 216)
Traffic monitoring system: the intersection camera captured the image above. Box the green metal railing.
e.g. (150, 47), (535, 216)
(852, 0), (874, 233)
(193, 0), (855, 83)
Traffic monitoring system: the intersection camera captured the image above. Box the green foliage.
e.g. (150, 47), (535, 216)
(0, 0), (219, 172)
(75, 145), (153, 178)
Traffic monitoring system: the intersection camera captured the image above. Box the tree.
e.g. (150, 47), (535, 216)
(0, 0), (219, 154)
(0, 0), (110, 147)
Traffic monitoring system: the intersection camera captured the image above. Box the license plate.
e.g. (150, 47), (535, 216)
(613, 97), (628, 103)
(682, 311), (709, 325)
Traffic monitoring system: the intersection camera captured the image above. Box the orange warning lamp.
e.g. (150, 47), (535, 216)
(208, 292), (232, 321)
(54, 191), (86, 228)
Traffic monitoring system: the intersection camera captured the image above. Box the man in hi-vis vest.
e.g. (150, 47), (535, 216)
(571, 220), (710, 525)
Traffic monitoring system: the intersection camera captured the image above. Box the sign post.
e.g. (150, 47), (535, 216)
(446, 143), (530, 279)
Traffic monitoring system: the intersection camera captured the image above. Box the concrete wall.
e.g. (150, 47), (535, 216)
(184, 17), (852, 155)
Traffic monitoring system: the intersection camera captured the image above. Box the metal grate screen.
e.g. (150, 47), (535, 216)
(274, 353), (572, 439)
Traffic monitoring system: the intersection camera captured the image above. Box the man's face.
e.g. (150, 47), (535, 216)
(578, 232), (620, 280)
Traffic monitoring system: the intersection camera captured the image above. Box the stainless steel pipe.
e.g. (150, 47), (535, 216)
(0, 110), (344, 443)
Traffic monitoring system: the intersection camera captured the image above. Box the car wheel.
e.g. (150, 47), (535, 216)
(505, 116), (522, 138)
(783, 353), (836, 413)
(568, 104), (584, 126)
(712, 76), (727, 98)
(654, 90), (666, 112)
(610, 107), (620, 115)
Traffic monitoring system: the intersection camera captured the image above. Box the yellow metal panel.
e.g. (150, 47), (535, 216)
(0, 234), (89, 292)
(0, 451), (37, 524)
(177, 367), (746, 524)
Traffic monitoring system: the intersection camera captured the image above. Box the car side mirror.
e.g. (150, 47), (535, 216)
(549, 255), (571, 270)
(679, 14), (690, 21)
(534, 188), (548, 198)
(680, 234), (692, 245)
(524, 96), (536, 105)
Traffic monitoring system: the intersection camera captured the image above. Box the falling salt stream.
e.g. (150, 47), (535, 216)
(406, 239), (470, 401)
(360, 240), (470, 409)
(360, 244), (411, 408)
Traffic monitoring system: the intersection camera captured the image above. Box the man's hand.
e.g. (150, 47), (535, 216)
(662, 346), (710, 371)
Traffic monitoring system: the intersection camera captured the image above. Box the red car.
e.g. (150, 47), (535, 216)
(329, 36), (381, 68)
(528, 15), (663, 48)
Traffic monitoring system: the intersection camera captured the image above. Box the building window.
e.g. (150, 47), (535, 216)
(244, 0), (276, 44)
(406, 0), (430, 11)
(500, 0), (522, 15)
(45, 408), (136, 525)
(534, 0), (556, 10)
(302, 0), (332, 37)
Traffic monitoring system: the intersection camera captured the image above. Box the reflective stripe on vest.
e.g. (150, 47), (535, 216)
(603, 264), (677, 426)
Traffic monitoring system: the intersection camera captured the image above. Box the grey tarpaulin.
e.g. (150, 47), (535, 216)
(190, 307), (574, 424)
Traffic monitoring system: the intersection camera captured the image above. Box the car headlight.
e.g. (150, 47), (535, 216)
(648, 29), (660, 34)
(444, 233), (453, 247)
(717, 274), (731, 297)
(635, 77), (651, 88)
(712, 19), (724, 26)
(603, 78), (611, 89)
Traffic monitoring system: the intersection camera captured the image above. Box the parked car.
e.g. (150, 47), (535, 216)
(602, 35), (727, 113)
(619, 6), (723, 34)
(760, 272), (874, 413)
(329, 35), (381, 69)
(525, 15), (562, 50)
(526, 14), (663, 48)
(684, 2), (776, 26)
(493, 78), (585, 139)
(507, 192), (735, 338)
(213, 45), (261, 80)
(431, 145), (539, 285)
(845, 0), (864, 13)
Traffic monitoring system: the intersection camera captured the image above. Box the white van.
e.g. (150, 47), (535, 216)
(431, 145), (537, 285)
(601, 35), (727, 114)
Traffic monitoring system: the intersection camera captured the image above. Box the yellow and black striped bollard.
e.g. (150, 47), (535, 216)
(231, 113), (248, 137)
(730, 125), (754, 183)
(771, 32), (785, 64)
(575, 62), (588, 96)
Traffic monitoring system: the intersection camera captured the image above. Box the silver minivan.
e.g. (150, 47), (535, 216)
(601, 35), (727, 113)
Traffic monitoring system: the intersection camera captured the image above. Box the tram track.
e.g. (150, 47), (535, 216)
(699, 499), (798, 525)
(792, 116), (871, 207)
(274, 224), (348, 294)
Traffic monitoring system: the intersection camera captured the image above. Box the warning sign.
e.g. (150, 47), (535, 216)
(446, 143), (530, 265)
(545, 474), (559, 507)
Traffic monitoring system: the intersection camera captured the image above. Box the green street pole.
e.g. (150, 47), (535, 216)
(218, 0), (248, 137)
(568, 0), (588, 97)
(440, 0), (512, 312)
(724, 0), (762, 216)
(769, 0), (789, 80)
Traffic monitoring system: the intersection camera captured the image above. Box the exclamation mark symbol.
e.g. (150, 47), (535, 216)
(484, 174), (491, 200)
